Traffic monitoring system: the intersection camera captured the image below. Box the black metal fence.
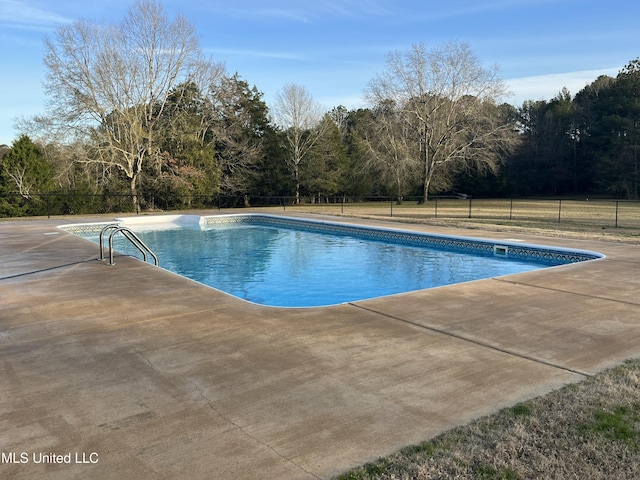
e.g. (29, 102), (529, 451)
(275, 196), (640, 229)
(1, 193), (639, 229)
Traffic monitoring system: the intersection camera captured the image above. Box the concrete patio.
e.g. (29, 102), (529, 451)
(1, 212), (640, 479)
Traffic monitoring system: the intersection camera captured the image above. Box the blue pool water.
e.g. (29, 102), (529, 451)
(70, 216), (599, 307)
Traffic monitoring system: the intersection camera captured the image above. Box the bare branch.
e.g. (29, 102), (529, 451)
(272, 84), (327, 203)
(366, 41), (517, 200)
(40, 0), (209, 211)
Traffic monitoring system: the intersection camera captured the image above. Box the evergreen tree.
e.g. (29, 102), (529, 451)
(575, 62), (640, 198)
(303, 115), (349, 202)
(0, 135), (54, 215)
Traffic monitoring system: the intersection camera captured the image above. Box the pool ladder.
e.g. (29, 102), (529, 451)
(99, 224), (159, 266)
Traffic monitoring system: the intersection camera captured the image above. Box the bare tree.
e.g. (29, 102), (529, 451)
(272, 84), (326, 204)
(366, 42), (517, 201)
(361, 100), (419, 202)
(41, 0), (209, 212)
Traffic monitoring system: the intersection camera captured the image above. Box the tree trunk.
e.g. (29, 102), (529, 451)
(294, 164), (300, 204)
(395, 178), (403, 205)
(420, 124), (429, 204)
(130, 174), (139, 214)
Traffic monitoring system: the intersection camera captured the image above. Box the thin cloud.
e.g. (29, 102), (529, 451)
(506, 67), (620, 105)
(0, 0), (70, 30)
(318, 92), (366, 110)
(205, 47), (305, 61)
(0, 31), (42, 48)
(409, 0), (565, 22)
(201, 0), (392, 23)
(314, 0), (392, 18)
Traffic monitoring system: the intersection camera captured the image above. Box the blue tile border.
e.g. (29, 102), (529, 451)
(60, 221), (115, 235)
(60, 214), (604, 266)
(201, 214), (603, 265)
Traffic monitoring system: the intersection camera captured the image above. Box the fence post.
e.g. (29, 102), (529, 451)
(390, 198), (393, 217)
(558, 199), (562, 223)
(434, 197), (438, 218)
(46, 194), (51, 219)
(615, 200), (619, 228)
(509, 198), (513, 220)
(468, 197), (472, 218)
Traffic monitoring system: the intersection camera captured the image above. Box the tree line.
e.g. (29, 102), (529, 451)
(1, 0), (639, 217)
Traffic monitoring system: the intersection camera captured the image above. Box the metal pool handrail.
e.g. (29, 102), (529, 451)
(98, 224), (159, 266)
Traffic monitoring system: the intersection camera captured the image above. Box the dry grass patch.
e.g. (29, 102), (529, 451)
(335, 359), (640, 480)
(267, 199), (640, 244)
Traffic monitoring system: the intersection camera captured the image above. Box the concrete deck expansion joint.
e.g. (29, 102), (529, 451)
(2, 214), (640, 480)
(189, 378), (322, 479)
(349, 300), (593, 378)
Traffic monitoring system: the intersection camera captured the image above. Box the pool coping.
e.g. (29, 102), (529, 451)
(60, 213), (605, 308)
(2, 211), (640, 480)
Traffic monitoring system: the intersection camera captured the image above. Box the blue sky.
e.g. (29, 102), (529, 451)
(0, 0), (638, 145)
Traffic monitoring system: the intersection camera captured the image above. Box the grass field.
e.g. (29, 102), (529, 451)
(264, 198), (640, 244)
(5, 197), (640, 241)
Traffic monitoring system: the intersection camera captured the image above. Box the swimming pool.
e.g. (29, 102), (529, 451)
(62, 214), (603, 307)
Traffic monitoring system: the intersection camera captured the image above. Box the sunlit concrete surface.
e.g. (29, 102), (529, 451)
(2, 212), (639, 479)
